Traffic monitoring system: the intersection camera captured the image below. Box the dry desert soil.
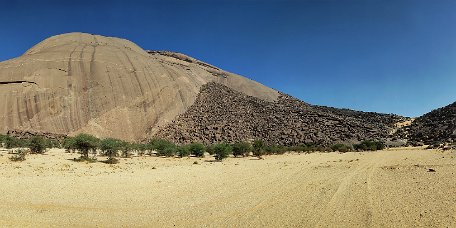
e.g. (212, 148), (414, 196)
(0, 147), (455, 227)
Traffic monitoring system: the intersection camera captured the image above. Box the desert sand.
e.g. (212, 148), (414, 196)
(0, 148), (455, 227)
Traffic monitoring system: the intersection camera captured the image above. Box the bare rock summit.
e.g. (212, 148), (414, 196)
(0, 32), (407, 144)
(0, 33), (277, 141)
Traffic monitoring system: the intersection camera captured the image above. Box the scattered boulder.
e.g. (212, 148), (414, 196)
(155, 82), (405, 146)
(408, 101), (456, 145)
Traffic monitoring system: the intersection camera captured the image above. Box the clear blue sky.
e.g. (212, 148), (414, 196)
(1, 0), (455, 117)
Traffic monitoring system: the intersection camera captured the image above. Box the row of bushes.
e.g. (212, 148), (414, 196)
(1, 133), (386, 162)
(0, 134), (60, 152)
(331, 141), (385, 153)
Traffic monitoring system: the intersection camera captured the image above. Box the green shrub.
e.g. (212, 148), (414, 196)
(28, 136), (47, 154)
(120, 141), (133, 158)
(149, 139), (176, 157)
(177, 145), (191, 158)
(189, 143), (205, 157)
(232, 142), (251, 157)
(9, 149), (28, 162)
(4, 136), (28, 149)
(159, 146), (177, 157)
(353, 140), (385, 151)
(289, 144), (311, 153)
(0, 134), (7, 146)
(44, 139), (61, 149)
(213, 143), (232, 161)
(252, 140), (265, 158)
(331, 144), (352, 153)
(100, 138), (123, 161)
(135, 143), (148, 156)
(73, 134), (100, 159)
(264, 145), (288, 155)
(206, 144), (215, 155)
(63, 137), (76, 152)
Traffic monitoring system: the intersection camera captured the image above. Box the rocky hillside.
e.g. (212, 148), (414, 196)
(0, 33), (277, 141)
(0, 32), (410, 145)
(407, 101), (456, 145)
(156, 82), (405, 146)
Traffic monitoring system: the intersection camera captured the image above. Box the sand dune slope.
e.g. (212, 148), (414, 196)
(0, 148), (455, 227)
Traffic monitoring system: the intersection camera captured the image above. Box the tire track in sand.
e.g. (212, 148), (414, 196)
(315, 152), (382, 227)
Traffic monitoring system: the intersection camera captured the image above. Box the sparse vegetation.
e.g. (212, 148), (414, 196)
(353, 140), (385, 151)
(150, 139), (177, 157)
(135, 143), (148, 156)
(28, 136), (47, 154)
(232, 141), (251, 157)
(63, 137), (76, 152)
(188, 142), (205, 157)
(264, 144), (287, 155)
(331, 143), (352, 153)
(120, 141), (133, 158)
(205, 144), (215, 155)
(4, 136), (28, 149)
(0, 133), (389, 164)
(0, 134), (7, 147)
(73, 134), (100, 161)
(100, 138), (123, 164)
(252, 140), (265, 158)
(44, 138), (61, 149)
(9, 149), (28, 162)
(214, 143), (232, 161)
(177, 145), (191, 158)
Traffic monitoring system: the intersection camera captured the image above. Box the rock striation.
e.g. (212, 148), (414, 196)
(156, 82), (406, 146)
(0, 33), (277, 141)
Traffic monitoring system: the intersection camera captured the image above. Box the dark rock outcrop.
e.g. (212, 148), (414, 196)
(155, 82), (406, 146)
(407, 101), (456, 145)
(6, 130), (67, 141)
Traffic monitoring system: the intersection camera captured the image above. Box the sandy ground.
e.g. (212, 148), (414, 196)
(0, 147), (455, 227)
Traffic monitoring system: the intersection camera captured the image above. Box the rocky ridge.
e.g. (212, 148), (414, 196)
(156, 82), (406, 146)
(407, 101), (456, 145)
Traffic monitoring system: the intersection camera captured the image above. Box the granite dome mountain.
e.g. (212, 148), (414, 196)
(0, 33), (407, 145)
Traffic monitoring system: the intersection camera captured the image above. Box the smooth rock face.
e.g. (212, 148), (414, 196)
(0, 32), (278, 141)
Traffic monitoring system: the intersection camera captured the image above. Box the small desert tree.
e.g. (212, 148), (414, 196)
(120, 141), (133, 158)
(205, 144), (215, 155)
(232, 141), (251, 157)
(28, 136), (47, 154)
(63, 137), (76, 153)
(100, 138), (123, 164)
(252, 140), (265, 158)
(353, 140), (385, 151)
(0, 134), (7, 147)
(73, 133), (99, 161)
(189, 142), (205, 157)
(177, 145), (191, 158)
(135, 143), (148, 156)
(214, 143), (232, 161)
(4, 136), (28, 149)
(331, 143), (352, 153)
(149, 138), (176, 157)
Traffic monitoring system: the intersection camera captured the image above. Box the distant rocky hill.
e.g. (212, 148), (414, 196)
(156, 82), (405, 146)
(0, 32), (409, 145)
(407, 101), (456, 145)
